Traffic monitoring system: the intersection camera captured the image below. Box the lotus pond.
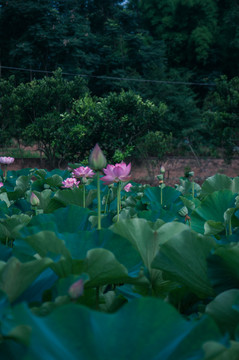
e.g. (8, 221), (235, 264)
(0, 164), (239, 359)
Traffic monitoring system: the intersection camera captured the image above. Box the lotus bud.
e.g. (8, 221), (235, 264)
(89, 144), (107, 171)
(30, 192), (40, 206)
(160, 166), (165, 174)
(68, 279), (84, 299)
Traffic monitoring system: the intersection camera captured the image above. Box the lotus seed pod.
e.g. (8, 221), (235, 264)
(178, 206), (188, 217)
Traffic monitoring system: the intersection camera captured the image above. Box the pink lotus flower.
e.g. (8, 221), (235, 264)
(101, 162), (131, 185)
(68, 278), (84, 299)
(0, 157), (14, 165)
(62, 177), (80, 189)
(0, 182), (3, 188)
(72, 166), (95, 179)
(124, 183), (133, 192)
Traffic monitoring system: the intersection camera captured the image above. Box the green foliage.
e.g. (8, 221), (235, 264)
(136, 131), (173, 158)
(203, 76), (239, 162)
(71, 90), (168, 161)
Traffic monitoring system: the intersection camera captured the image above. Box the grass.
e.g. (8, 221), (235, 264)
(0, 147), (45, 159)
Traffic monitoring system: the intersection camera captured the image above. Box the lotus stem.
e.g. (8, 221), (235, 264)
(229, 220), (232, 236)
(104, 188), (110, 214)
(83, 184), (86, 208)
(96, 171), (101, 230)
(117, 182), (121, 222)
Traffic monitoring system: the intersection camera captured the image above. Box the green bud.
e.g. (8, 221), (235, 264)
(89, 144), (107, 171)
(30, 192), (40, 206)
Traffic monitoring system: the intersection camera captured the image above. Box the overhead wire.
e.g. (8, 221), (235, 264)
(0, 65), (216, 87)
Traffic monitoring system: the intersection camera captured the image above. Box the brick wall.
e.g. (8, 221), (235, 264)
(4, 157), (239, 186)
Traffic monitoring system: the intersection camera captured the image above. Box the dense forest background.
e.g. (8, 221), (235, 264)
(0, 0), (239, 166)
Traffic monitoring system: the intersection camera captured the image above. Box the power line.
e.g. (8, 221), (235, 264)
(0, 65), (216, 87)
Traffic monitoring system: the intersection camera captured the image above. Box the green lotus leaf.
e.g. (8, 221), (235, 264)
(204, 220), (225, 236)
(0, 193), (11, 208)
(82, 248), (132, 288)
(32, 170), (70, 191)
(206, 289), (239, 337)
(207, 244), (239, 294)
(0, 257), (52, 302)
(191, 190), (237, 234)
(61, 228), (142, 275)
(203, 340), (239, 360)
(111, 218), (162, 269)
(179, 196), (201, 210)
(3, 297), (224, 360)
(17, 231), (73, 277)
(19, 205), (92, 238)
(0, 214), (31, 244)
(152, 224), (217, 297)
(201, 174), (239, 197)
(45, 187), (97, 213)
(142, 186), (181, 209)
(111, 218), (174, 295)
(7, 175), (31, 201)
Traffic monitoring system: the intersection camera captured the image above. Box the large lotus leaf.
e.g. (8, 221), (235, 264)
(31, 172), (66, 192)
(191, 190), (237, 234)
(111, 218), (163, 269)
(8, 169), (33, 177)
(82, 248), (135, 288)
(2, 173), (17, 192)
(14, 268), (58, 305)
(41, 174), (63, 188)
(7, 175), (31, 201)
(0, 214), (31, 243)
(45, 187), (97, 213)
(0, 243), (12, 261)
(61, 228), (142, 276)
(19, 205), (92, 238)
(2, 297), (224, 360)
(110, 219), (174, 295)
(0, 340), (27, 360)
(0, 200), (9, 218)
(15, 231), (73, 277)
(10, 199), (31, 214)
(204, 220), (225, 236)
(206, 289), (239, 337)
(0, 257), (52, 302)
(142, 186), (181, 208)
(207, 244), (239, 294)
(141, 186), (182, 218)
(0, 192), (10, 207)
(203, 340), (239, 360)
(201, 174), (239, 197)
(152, 224), (217, 298)
(179, 196), (201, 211)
